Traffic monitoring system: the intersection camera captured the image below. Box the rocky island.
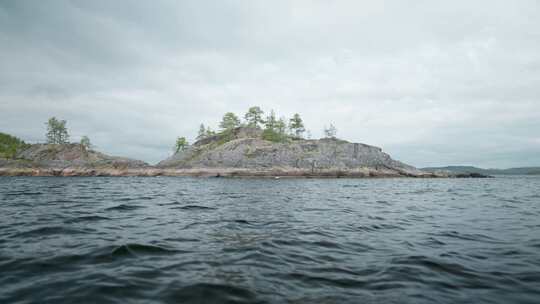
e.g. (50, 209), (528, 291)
(155, 126), (434, 178)
(0, 128), (450, 178)
(0, 112), (487, 178)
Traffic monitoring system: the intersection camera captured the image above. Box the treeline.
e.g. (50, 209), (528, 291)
(174, 106), (338, 153)
(208, 107), (308, 142)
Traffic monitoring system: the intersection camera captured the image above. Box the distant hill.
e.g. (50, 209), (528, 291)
(421, 166), (540, 175)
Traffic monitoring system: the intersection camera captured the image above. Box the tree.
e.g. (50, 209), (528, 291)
(174, 137), (188, 153)
(80, 136), (91, 151)
(205, 127), (216, 137)
(262, 111), (287, 142)
(264, 110), (277, 130)
(276, 117), (287, 137)
(288, 113), (305, 138)
(46, 117), (69, 144)
(196, 124), (206, 141)
(324, 124), (337, 138)
(219, 112), (241, 131)
(244, 106), (264, 128)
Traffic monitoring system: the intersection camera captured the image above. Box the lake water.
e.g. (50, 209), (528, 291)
(1, 176), (540, 303)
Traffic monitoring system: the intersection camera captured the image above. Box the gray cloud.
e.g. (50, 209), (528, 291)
(1, 0), (539, 167)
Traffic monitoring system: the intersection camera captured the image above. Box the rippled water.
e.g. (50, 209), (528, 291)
(1, 176), (540, 303)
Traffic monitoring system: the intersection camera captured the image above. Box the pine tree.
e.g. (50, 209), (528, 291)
(262, 110), (287, 142)
(288, 113), (305, 138)
(46, 117), (69, 144)
(196, 124), (206, 141)
(264, 110), (277, 131)
(174, 137), (188, 153)
(244, 106), (264, 128)
(219, 112), (241, 131)
(205, 127), (216, 137)
(276, 117), (287, 137)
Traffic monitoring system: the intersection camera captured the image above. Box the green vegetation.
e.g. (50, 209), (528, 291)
(261, 110), (286, 142)
(244, 106), (265, 128)
(191, 106), (316, 147)
(288, 113), (305, 138)
(219, 112), (241, 131)
(174, 137), (189, 153)
(46, 117), (69, 144)
(196, 124), (206, 141)
(80, 136), (92, 151)
(196, 124), (216, 141)
(0, 132), (29, 159)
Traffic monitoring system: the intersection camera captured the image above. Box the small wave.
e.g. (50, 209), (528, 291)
(356, 224), (404, 232)
(64, 215), (111, 223)
(117, 196), (156, 202)
(163, 237), (200, 243)
(297, 229), (335, 238)
(105, 204), (144, 211)
(110, 243), (180, 257)
(302, 207), (332, 212)
(4, 191), (43, 196)
(433, 231), (501, 243)
(172, 205), (217, 211)
(11, 226), (90, 238)
(271, 238), (343, 250)
(158, 201), (181, 206)
(311, 240), (343, 249)
(274, 272), (367, 288)
(390, 255), (478, 279)
(501, 198), (523, 204)
(419, 237), (447, 247)
(116, 197), (137, 202)
(500, 249), (525, 256)
(164, 283), (259, 304)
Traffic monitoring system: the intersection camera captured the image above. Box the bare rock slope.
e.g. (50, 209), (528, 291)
(157, 127), (431, 177)
(0, 144), (149, 176)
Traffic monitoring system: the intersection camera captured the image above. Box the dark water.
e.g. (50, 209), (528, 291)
(1, 176), (540, 303)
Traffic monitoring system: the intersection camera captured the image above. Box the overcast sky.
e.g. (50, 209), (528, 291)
(1, 1), (539, 167)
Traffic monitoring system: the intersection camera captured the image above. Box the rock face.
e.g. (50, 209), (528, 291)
(157, 127), (429, 177)
(0, 128), (476, 178)
(2, 143), (148, 169)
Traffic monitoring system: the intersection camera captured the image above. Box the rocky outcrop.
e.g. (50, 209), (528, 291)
(1, 143), (148, 170)
(156, 127), (433, 178)
(0, 128), (488, 178)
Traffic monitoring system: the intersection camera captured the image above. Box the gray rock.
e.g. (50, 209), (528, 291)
(157, 127), (425, 176)
(14, 143), (149, 169)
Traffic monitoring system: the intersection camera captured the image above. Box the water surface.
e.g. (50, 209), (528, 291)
(1, 176), (540, 303)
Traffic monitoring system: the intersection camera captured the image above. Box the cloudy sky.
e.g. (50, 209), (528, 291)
(1, 1), (539, 167)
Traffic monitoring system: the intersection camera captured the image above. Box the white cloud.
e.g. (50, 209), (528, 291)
(1, 0), (539, 167)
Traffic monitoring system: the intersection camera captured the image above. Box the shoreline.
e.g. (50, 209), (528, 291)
(0, 167), (485, 178)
